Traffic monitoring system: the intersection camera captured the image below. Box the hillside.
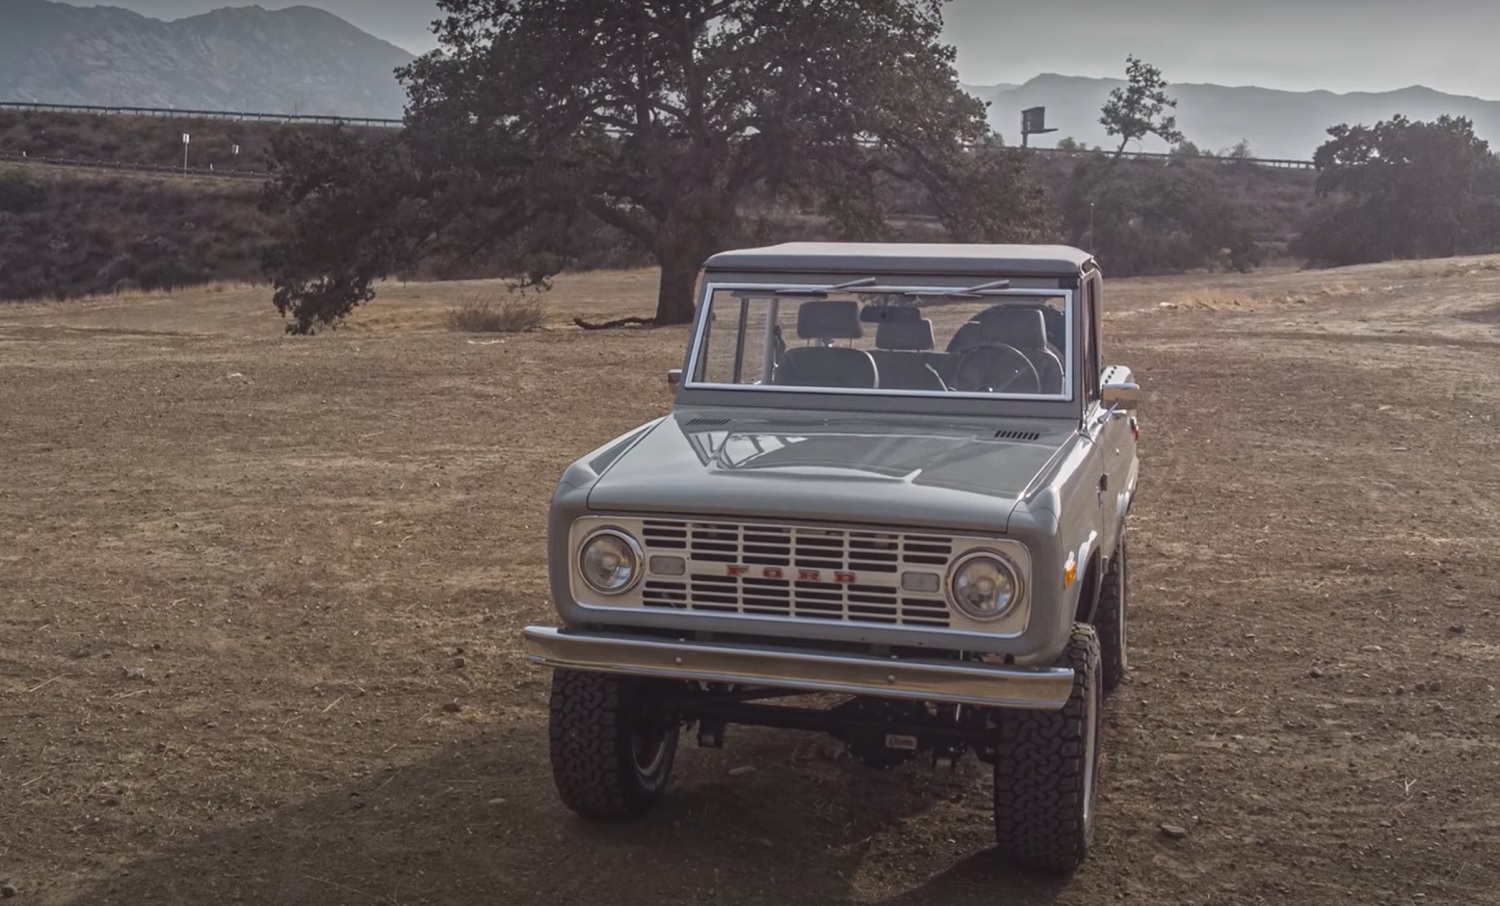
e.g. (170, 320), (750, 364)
(0, 165), (272, 300)
(0, 108), (1321, 304)
(0, 0), (414, 118)
(1025, 153), (1317, 255)
(0, 108), (383, 173)
(966, 74), (1500, 160)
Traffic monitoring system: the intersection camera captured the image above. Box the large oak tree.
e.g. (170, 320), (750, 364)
(262, 0), (1052, 333)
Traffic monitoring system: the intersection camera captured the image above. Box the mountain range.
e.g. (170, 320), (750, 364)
(2, 1), (1498, 159)
(965, 75), (1500, 160)
(0, 0), (414, 118)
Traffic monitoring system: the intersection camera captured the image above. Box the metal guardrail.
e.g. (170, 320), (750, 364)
(0, 100), (402, 128)
(0, 151), (267, 181)
(0, 100), (1319, 170)
(1028, 147), (1315, 170)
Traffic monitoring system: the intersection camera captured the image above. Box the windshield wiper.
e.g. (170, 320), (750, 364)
(773, 277), (878, 297)
(771, 278), (1014, 300)
(886, 279), (1014, 300)
(956, 279), (1013, 293)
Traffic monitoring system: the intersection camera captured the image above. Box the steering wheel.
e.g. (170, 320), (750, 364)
(951, 344), (1042, 394)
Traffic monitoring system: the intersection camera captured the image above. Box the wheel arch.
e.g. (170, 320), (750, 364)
(1070, 540), (1105, 625)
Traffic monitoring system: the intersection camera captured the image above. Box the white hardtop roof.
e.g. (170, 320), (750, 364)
(703, 242), (1095, 278)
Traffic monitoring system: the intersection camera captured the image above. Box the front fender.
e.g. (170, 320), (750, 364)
(547, 419), (665, 624)
(1115, 455), (1140, 539)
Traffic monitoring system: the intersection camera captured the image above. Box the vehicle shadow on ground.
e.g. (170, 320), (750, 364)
(63, 725), (1074, 906)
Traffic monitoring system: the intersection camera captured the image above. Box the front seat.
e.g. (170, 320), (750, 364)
(948, 306), (1064, 394)
(773, 299), (878, 389)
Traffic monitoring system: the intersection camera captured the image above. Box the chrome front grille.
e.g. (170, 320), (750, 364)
(640, 519), (955, 628)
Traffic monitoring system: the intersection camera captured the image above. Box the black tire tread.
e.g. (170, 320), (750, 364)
(992, 624), (1101, 874)
(547, 669), (677, 820)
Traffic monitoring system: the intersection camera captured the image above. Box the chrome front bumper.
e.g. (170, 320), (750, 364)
(522, 626), (1074, 711)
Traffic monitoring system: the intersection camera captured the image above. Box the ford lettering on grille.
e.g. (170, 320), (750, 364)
(641, 518), (956, 627)
(727, 566), (857, 583)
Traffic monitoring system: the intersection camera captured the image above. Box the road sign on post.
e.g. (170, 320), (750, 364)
(1020, 107), (1059, 149)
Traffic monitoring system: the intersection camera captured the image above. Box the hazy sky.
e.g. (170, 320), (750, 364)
(98, 0), (1500, 99)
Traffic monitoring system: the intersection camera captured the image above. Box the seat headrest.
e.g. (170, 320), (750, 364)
(969, 306), (1049, 349)
(796, 300), (863, 340)
(875, 318), (936, 351)
(860, 304), (923, 325)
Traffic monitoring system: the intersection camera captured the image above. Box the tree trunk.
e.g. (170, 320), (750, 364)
(653, 248), (704, 326)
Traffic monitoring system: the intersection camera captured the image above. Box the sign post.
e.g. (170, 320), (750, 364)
(182, 133), (190, 172)
(1020, 107), (1059, 149)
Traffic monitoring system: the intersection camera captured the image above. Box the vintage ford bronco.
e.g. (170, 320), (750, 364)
(523, 242), (1141, 873)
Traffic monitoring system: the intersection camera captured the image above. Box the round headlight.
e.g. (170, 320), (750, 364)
(948, 552), (1022, 621)
(578, 529), (644, 596)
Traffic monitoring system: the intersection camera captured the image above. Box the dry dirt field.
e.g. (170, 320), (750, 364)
(3, 257), (1500, 905)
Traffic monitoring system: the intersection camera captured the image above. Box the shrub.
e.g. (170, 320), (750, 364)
(445, 295), (549, 333)
(1059, 158), (1264, 276)
(0, 170), (45, 214)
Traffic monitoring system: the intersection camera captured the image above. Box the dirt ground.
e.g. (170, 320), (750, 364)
(3, 257), (1500, 905)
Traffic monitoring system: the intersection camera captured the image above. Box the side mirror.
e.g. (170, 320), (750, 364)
(1099, 365), (1140, 411)
(667, 369), (682, 388)
(1101, 381), (1140, 410)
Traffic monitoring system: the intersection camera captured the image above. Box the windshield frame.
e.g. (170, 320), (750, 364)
(681, 280), (1077, 404)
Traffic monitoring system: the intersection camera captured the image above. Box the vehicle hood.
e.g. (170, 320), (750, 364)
(584, 407), (1078, 533)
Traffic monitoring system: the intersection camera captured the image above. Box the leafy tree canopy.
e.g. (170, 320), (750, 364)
(1100, 55), (1185, 162)
(1294, 114), (1500, 266)
(261, 0), (1053, 333)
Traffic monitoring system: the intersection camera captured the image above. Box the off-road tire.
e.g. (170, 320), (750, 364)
(992, 624), (1102, 875)
(547, 669), (680, 820)
(1095, 536), (1129, 693)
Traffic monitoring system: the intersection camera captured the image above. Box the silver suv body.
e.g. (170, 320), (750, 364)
(524, 242), (1141, 874)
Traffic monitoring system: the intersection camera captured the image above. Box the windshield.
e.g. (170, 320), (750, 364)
(687, 282), (1073, 399)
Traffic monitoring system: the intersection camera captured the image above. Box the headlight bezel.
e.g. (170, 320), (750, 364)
(576, 528), (645, 596)
(946, 549), (1025, 622)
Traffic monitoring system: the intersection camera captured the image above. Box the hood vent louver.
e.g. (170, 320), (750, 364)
(994, 429), (1042, 442)
(686, 417), (733, 428)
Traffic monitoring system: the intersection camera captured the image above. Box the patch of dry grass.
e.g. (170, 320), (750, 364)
(1158, 283), (1372, 312)
(77, 280), (260, 303)
(1436, 258), (1500, 278)
(1397, 255), (1500, 279)
(444, 294), (550, 333)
